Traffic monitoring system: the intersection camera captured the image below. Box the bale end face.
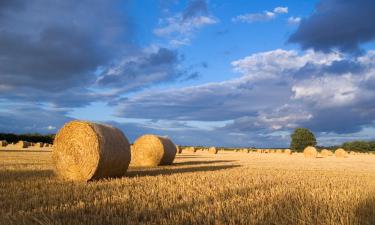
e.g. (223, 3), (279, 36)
(53, 120), (131, 181)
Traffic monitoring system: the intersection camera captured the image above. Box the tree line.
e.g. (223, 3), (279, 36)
(0, 133), (55, 144)
(290, 128), (375, 152)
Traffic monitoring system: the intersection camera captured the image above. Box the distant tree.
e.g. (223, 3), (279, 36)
(290, 128), (317, 152)
(342, 141), (370, 152)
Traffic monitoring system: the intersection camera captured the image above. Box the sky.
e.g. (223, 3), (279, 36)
(1, 0), (375, 147)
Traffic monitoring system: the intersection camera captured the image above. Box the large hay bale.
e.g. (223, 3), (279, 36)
(321, 149), (333, 157)
(335, 148), (348, 158)
(53, 120), (131, 181)
(0, 140), (7, 147)
(208, 146), (218, 154)
(303, 146), (318, 158)
(132, 134), (177, 167)
(184, 146), (196, 153)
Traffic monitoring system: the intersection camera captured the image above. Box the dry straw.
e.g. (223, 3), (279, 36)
(132, 134), (177, 167)
(335, 148), (348, 158)
(321, 149), (333, 157)
(53, 120), (131, 181)
(208, 147), (218, 154)
(303, 146), (318, 158)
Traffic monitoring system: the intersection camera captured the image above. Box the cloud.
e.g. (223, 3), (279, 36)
(97, 47), (192, 93)
(113, 49), (375, 146)
(289, 0), (375, 52)
(232, 6), (288, 23)
(288, 16), (301, 25)
(0, 0), (131, 107)
(154, 0), (217, 46)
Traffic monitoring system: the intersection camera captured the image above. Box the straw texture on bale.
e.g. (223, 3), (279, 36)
(53, 120), (131, 181)
(0, 140), (7, 147)
(208, 147), (218, 154)
(132, 135), (177, 167)
(303, 146), (318, 158)
(335, 148), (348, 158)
(321, 149), (333, 157)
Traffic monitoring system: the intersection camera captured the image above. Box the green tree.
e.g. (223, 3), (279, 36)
(290, 128), (317, 152)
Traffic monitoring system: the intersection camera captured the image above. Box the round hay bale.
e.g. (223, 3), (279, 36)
(35, 142), (44, 148)
(184, 146), (196, 153)
(320, 149), (333, 157)
(53, 120), (131, 181)
(15, 141), (29, 149)
(349, 151), (357, 155)
(176, 145), (183, 154)
(283, 149), (292, 155)
(264, 149), (270, 154)
(208, 146), (218, 154)
(335, 148), (348, 158)
(256, 149), (263, 153)
(132, 134), (177, 167)
(303, 146), (318, 158)
(0, 140), (8, 147)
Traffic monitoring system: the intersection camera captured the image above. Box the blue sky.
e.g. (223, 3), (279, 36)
(1, 0), (375, 147)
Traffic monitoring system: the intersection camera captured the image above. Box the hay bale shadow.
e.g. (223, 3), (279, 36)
(127, 165), (240, 178)
(174, 160), (237, 166)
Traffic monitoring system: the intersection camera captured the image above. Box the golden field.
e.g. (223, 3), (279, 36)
(0, 150), (374, 225)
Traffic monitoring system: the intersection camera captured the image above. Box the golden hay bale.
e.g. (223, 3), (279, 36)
(264, 149), (270, 153)
(335, 148), (348, 158)
(132, 134), (177, 167)
(256, 149), (263, 153)
(283, 149), (292, 155)
(53, 120), (131, 181)
(303, 146), (318, 158)
(176, 145), (183, 154)
(208, 147), (218, 154)
(15, 141), (29, 149)
(35, 142), (44, 148)
(0, 140), (7, 147)
(349, 151), (357, 155)
(184, 146), (196, 153)
(320, 149), (333, 157)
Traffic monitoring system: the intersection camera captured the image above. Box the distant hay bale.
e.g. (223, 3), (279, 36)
(256, 149), (263, 153)
(264, 149), (270, 153)
(270, 149), (276, 153)
(176, 145), (183, 154)
(241, 148), (250, 153)
(53, 120), (131, 181)
(349, 151), (357, 155)
(132, 134), (177, 167)
(208, 147), (218, 154)
(335, 148), (348, 158)
(283, 149), (292, 155)
(35, 142), (44, 148)
(275, 149), (283, 154)
(184, 147), (196, 153)
(303, 146), (318, 158)
(0, 140), (7, 147)
(321, 149), (333, 157)
(15, 141), (29, 149)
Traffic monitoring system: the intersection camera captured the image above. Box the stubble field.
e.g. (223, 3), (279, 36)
(0, 150), (374, 225)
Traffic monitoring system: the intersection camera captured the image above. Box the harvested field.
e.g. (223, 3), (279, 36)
(0, 150), (375, 225)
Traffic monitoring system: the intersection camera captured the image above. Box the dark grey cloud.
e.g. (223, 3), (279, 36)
(183, 0), (208, 20)
(0, 0), (130, 106)
(289, 0), (375, 52)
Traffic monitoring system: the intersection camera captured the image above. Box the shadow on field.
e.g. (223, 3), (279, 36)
(174, 160), (236, 166)
(127, 165), (240, 178)
(0, 169), (53, 182)
(356, 195), (375, 225)
(175, 155), (212, 158)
